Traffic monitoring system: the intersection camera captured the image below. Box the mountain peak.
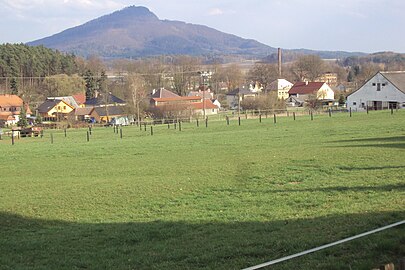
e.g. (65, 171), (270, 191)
(112, 6), (158, 20)
(28, 6), (274, 58)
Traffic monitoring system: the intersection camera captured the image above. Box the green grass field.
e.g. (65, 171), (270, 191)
(0, 110), (404, 269)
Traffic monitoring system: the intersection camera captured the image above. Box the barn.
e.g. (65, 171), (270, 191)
(347, 71), (405, 111)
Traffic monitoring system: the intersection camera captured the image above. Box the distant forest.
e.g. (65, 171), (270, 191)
(0, 43), (78, 78)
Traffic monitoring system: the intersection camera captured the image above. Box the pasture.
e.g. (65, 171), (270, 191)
(0, 110), (404, 269)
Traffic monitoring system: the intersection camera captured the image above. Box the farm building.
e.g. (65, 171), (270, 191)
(346, 71), (405, 111)
(288, 82), (335, 101)
(150, 88), (218, 117)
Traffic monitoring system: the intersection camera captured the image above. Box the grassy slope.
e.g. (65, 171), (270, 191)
(0, 110), (404, 269)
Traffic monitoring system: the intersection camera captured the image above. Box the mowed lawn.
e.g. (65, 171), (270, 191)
(0, 110), (404, 270)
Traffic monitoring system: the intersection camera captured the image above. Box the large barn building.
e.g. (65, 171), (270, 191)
(347, 71), (405, 111)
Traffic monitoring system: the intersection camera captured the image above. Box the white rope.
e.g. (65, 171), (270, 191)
(242, 220), (405, 270)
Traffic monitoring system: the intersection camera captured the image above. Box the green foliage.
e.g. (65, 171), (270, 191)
(16, 105), (28, 127)
(0, 43), (78, 78)
(0, 111), (404, 269)
(10, 78), (18, 95)
(43, 74), (85, 97)
(338, 94), (346, 105)
(84, 69), (97, 100)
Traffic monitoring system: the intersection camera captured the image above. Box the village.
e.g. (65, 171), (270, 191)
(1, 67), (405, 134)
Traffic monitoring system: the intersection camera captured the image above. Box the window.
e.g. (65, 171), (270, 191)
(372, 83), (376, 86)
(353, 102), (357, 105)
(63, 106), (66, 110)
(58, 106), (61, 110)
(382, 83), (386, 86)
(377, 83), (381, 91)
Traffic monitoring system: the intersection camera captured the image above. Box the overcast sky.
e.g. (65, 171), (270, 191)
(1, 0), (404, 53)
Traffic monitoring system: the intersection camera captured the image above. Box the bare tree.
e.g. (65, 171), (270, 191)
(291, 55), (325, 81)
(127, 73), (147, 124)
(247, 63), (278, 91)
(171, 56), (201, 96)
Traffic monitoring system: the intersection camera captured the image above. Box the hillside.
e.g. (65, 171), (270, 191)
(28, 6), (277, 58)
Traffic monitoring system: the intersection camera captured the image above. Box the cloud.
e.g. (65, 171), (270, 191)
(208, 8), (224, 16)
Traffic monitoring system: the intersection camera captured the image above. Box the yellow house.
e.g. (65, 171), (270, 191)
(37, 99), (75, 121)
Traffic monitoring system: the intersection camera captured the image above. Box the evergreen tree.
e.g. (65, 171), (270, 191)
(10, 78), (18, 95)
(84, 69), (97, 100)
(17, 105), (28, 127)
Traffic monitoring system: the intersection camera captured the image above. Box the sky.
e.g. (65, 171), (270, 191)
(1, 0), (404, 53)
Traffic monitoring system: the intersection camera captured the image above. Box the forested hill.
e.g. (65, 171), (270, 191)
(0, 43), (78, 78)
(28, 6), (277, 58)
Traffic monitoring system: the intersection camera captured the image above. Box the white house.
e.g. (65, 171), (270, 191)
(347, 71), (405, 111)
(267, 79), (293, 100)
(288, 82), (335, 100)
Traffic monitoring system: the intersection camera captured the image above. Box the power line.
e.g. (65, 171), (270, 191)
(242, 220), (405, 270)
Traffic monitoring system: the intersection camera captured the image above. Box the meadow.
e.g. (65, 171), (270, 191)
(0, 110), (404, 269)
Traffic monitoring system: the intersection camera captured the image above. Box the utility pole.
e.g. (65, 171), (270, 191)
(199, 71), (209, 120)
(238, 88), (241, 118)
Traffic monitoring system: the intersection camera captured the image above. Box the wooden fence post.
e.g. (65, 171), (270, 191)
(150, 126), (153, 136)
(87, 131), (90, 142)
(293, 112), (296, 121)
(259, 114), (262, 123)
(273, 114), (277, 124)
(238, 116), (241, 126)
(398, 258), (405, 270)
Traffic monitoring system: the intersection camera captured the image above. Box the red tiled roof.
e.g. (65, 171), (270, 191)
(153, 96), (202, 102)
(289, 82), (325, 95)
(191, 100), (218, 110)
(72, 93), (86, 105)
(0, 94), (23, 107)
(0, 113), (15, 121)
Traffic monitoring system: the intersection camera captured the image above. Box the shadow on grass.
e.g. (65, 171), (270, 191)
(329, 136), (405, 149)
(0, 211), (404, 270)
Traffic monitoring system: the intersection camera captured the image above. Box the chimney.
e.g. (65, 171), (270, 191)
(278, 48), (282, 78)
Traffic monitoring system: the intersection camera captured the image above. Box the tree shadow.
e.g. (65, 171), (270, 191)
(329, 136), (405, 149)
(0, 211), (404, 270)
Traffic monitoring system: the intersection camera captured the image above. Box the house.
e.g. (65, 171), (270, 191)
(346, 71), (405, 111)
(150, 88), (218, 117)
(191, 99), (219, 116)
(285, 96), (304, 107)
(90, 106), (127, 123)
(70, 107), (94, 122)
(226, 88), (259, 110)
(188, 88), (214, 100)
(288, 82), (335, 101)
(48, 93), (86, 109)
(37, 99), (75, 121)
(315, 72), (338, 87)
(85, 92), (126, 107)
(267, 79), (294, 100)
(0, 94), (32, 126)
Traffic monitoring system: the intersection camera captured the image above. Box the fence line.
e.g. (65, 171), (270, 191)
(242, 220), (405, 270)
